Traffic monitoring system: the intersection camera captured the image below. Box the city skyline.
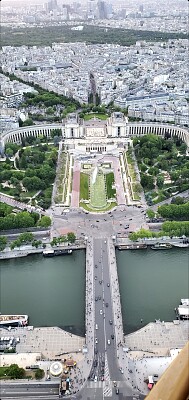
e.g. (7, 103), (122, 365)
(1, 0), (187, 5)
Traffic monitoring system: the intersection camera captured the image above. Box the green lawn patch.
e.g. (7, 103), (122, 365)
(84, 113), (108, 121)
(20, 190), (38, 199)
(80, 172), (89, 200)
(80, 201), (117, 212)
(105, 172), (116, 198)
(90, 173), (107, 208)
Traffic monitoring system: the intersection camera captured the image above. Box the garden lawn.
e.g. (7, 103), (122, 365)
(105, 172), (116, 198)
(90, 173), (107, 208)
(84, 113), (108, 121)
(80, 172), (89, 200)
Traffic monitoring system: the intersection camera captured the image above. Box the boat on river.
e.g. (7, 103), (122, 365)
(172, 242), (189, 248)
(118, 244), (147, 250)
(0, 314), (28, 327)
(43, 249), (72, 257)
(175, 299), (189, 320)
(151, 242), (172, 250)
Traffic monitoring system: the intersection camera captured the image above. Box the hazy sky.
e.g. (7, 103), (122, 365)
(1, 0), (187, 6)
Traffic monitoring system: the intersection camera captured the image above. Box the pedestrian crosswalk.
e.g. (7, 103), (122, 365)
(103, 353), (112, 397)
(87, 380), (112, 396)
(86, 354), (112, 395)
(87, 380), (104, 388)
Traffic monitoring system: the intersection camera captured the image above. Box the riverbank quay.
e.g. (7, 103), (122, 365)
(0, 241), (86, 260)
(125, 320), (189, 356)
(0, 326), (85, 362)
(122, 320), (189, 395)
(116, 236), (189, 249)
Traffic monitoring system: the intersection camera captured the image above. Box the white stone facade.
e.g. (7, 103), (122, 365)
(1, 112), (189, 154)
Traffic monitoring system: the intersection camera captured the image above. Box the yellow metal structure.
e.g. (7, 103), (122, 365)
(145, 341), (189, 400)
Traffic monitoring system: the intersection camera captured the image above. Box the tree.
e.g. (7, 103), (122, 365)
(51, 128), (62, 138)
(5, 143), (20, 155)
(15, 212), (36, 228)
(35, 368), (44, 380)
(23, 176), (43, 191)
(20, 118), (34, 127)
(157, 175), (164, 189)
(32, 239), (42, 248)
(171, 196), (185, 205)
(18, 232), (34, 244)
(37, 216), (51, 227)
(67, 232), (76, 243)
(129, 228), (155, 241)
(46, 106), (54, 114)
(11, 239), (22, 249)
(6, 364), (25, 379)
(58, 235), (67, 243)
(146, 209), (155, 219)
(141, 174), (154, 190)
(0, 203), (13, 217)
(5, 148), (14, 158)
(140, 164), (147, 172)
(0, 236), (7, 251)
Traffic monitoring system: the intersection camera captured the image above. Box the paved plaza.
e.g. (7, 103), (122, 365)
(125, 321), (189, 355)
(71, 160), (80, 208)
(0, 326), (85, 359)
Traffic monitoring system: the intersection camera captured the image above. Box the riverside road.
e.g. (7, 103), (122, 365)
(0, 382), (59, 398)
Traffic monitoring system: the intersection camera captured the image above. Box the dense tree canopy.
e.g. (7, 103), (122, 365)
(1, 25), (187, 47)
(134, 134), (189, 204)
(0, 203), (48, 231)
(158, 202), (189, 221)
(5, 364), (25, 379)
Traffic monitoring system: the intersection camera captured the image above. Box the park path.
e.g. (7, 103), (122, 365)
(112, 157), (126, 205)
(71, 160), (80, 207)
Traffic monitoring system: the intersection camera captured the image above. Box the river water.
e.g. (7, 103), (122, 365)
(117, 248), (189, 333)
(0, 248), (188, 335)
(0, 251), (86, 336)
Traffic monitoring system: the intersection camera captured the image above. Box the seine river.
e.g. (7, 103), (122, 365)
(0, 248), (188, 335)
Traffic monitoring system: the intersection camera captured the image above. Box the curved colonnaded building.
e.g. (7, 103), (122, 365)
(0, 112), (189, 154)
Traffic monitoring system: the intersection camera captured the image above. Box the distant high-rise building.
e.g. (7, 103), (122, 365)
(87, 0), (97, 19)
(97, 1), (108, 19)
(139, 4), (144, 13)
(47, 0), (57, 12)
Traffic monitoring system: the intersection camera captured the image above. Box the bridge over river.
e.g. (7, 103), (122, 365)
(74, 237), (139, 399)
